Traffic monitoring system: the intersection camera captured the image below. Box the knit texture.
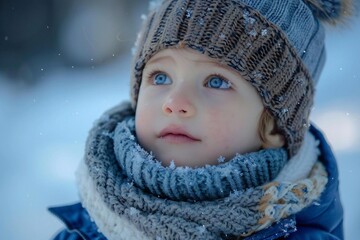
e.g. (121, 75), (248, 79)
(76, 159), (150, 240)
(113, 116), (287, 201)
(80, 102), (328, 239)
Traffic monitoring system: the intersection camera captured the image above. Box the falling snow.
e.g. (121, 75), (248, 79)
(149, 0), (164, 11)
(1, 5), (360, 240)
(141, 14), (147, 20)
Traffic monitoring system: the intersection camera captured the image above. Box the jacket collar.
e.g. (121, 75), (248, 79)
(49, 203), (106, 240)
(244, 216), (297, 240)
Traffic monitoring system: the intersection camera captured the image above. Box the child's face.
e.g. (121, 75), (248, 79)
(135, 48), (264, 167)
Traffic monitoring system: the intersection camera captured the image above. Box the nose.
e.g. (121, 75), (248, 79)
(162, 91), (196, 117)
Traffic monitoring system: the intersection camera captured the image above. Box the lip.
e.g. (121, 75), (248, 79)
(158, 125), (201, 143)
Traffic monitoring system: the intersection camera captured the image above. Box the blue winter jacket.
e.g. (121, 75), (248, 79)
(49, 125), (344, 240)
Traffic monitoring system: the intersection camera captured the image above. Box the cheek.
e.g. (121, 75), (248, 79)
(204, 106), (261, 153)
(135, 98), (152, 140)
(135, 110), (147, 129)
(205, 110), (239, 147)
(206, 105), (244, 133)
(135, 87), (158, 125)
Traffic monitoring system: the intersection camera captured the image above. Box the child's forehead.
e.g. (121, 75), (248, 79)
(145, 47), (245, 79)
(147, 48), (221, 66)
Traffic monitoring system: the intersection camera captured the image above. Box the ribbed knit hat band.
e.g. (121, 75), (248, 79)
(130, 0), (326, 156)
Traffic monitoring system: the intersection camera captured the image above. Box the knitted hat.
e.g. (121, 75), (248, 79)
(130, 0), (351, 156)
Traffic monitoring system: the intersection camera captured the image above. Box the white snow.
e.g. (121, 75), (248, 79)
(1, 12), (360, 240)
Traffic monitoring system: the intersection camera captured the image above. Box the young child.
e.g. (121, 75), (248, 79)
(49, 0), (350, 239)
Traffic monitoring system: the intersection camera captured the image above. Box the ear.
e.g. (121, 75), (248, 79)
(261, 117), (285, 149)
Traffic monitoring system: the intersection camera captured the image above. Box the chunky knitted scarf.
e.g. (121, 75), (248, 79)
(77, 102), (328, 240)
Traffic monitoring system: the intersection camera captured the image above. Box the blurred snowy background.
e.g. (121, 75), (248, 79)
(0, 1), (359, 239)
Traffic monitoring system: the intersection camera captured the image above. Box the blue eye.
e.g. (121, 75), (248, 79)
(206, 76), (231, 89)
(153, 73), (172, 85)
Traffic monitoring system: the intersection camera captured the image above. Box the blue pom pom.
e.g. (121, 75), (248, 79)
(304, 0), (352, 23)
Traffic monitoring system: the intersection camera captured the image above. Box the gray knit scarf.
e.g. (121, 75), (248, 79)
(83, 102), (327, 239)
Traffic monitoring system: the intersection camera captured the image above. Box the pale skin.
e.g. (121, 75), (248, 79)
(135, 48), (284, 168)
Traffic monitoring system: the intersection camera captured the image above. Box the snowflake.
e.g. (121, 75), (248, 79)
(217, 156), (226, 163)
(149, 0), (164, 11)
(169, 160), (176, 169)
(261, 29), (268, 36)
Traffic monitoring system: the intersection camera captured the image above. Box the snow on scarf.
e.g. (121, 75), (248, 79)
(77, 102), (328, 239)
